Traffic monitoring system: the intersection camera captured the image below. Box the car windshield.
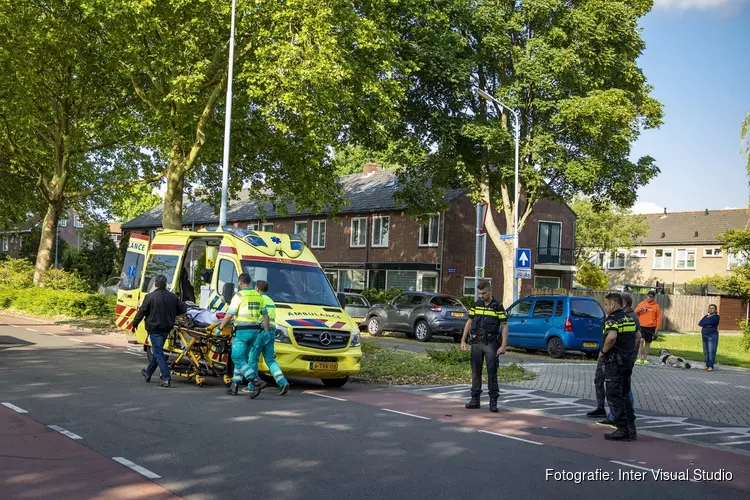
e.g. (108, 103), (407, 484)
(346, 295), (368, 307)
(240, 260), (339, 307)
(430, 296), (462, 307)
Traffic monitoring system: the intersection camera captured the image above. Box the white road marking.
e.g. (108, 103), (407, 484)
(478, 429), (544, 446)
(125, 351), (143, 356)
(727, 434), (750, 439)
(26, 328), (38, 332)
(304, 391), (347, 402)
(67, 338), (84, 343)
(94, 344), (112, 349)
(1, 402), (28, 413)
(501, 397), (534, 403)
(381, 408), (431, 420)
(532, 405), (578, 411)
(558, 413), (589, 417)
(610, 461), (652, 472)
(48, 425), (83, 440)
(43, 333), (58, 336)
(719, 440), (750, 446)
(8, 324), (20, 328)
(639, 423), (692, 430)
(673, 430), (737, 438)
(112, 457), (161, 479)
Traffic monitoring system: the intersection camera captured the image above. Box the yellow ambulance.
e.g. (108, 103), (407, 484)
(116, 226), (362, 387)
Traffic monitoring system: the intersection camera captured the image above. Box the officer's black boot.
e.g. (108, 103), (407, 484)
(586, 408), (606, 418)
(604, 428), (631, 441)
(628, 426), (637, 441)
(227, 381), (239, 396)
(465, 398), (480, 409)
(489, 399), (499, 413)
(248, 377), (267, 399)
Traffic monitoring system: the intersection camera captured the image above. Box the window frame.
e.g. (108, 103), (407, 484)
(247, 222), (260, 231)
(533, 276), (561, 289)
(262, 222), (274, 232)
(416, 271), (439, 293)
(703, 248), (721, 258)
(294, 221), (308, 243)
(1, 236), (8, 251)
(675, 248), (697, 270)
(418, 214), (440, 247)
(630, 248), (647, 258)
(311, 220), (326, 248)
(537, 220), (563, 252)
(463, 277), (491, 297)
(350, 217), (367, 248)
(371, 215), (390, 248)
(653, 248), (674, 270)
(532, 299), (555, 318)
(607, 249), (627, 270)
(58, 217), (68, 228)
(73, 214), (84, 228)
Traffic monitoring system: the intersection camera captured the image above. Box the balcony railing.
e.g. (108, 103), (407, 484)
(536, 247), (576, 266)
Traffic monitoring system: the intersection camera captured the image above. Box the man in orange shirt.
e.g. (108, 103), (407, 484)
(634, 290), (662, 364)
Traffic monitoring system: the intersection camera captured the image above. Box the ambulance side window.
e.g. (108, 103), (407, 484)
(120, 251), (145, 291)
(217, 259), (238, 303)
(141, 255), (180, 293)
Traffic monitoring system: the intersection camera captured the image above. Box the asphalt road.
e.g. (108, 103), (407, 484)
(0, 319), (745, 500)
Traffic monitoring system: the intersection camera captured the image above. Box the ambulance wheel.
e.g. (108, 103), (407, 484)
(321, 377), (349, 388)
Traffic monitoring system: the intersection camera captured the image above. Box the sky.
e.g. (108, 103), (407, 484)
(629, 0), (750, 214)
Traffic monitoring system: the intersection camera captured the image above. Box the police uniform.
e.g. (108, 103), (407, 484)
(226, 288), (266, 395)
(602, 309), (637, 440)
(466, 298), (507, 410)
(245, 293), (290, 394)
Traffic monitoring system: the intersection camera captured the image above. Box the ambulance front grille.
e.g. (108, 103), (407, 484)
(292, 329), (350, 350)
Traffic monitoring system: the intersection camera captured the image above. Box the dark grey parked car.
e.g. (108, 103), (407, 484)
(365, 292), (469, 342)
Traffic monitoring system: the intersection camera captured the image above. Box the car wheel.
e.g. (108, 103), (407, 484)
(321, 377), (349, 388)
(546, 337), (566, 359)
(367, 316), (383, 337)
(414, 320), (432, 342)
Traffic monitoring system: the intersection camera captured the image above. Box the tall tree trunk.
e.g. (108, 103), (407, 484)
(33, 198), (64, 285)
(162, 161), (185, 230)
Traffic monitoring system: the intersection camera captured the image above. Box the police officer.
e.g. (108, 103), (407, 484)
(600, 292), (638, 441)
(460, 280), (508, 412)
(243, 280), (290, 396)
(218, 273), (268, 398)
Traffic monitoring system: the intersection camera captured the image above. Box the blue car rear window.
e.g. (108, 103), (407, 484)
(571, 299), (604, 319)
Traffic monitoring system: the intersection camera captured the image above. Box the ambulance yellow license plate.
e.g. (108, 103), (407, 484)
(583, 342), (597, 348)
(311, 362), (338, 371)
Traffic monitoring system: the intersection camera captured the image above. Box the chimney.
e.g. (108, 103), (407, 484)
(663, 207), (667, 215)
(695, 231), (699, 237)
(705, 208), (709, 215)
(362, 162), (382, 175)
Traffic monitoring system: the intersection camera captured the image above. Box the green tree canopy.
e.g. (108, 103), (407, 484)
(110, 184), (162, 224)
(570, 197), (648, 262)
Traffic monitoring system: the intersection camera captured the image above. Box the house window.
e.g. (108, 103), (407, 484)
(262, 223), (274, 232)
(534, 276), (561, 289)
(675, 249), (697, 270)
(728, 251), (748, 270)
(386, 270), (417, 291)
(311, 220), (326, 248)
(703, 248), (721, 258)
(338, 269), (366, 293)
(247, 222), (260, 231)
(294, 221), (308, 243)
(372, 216), (390, 248)
(608, 250), (627, 269)
(630, 248), (647, 258)
(2, 236), (8, 252)
(538, 221), (562, 264)
(589, 252), (607, 269)
(58, 217), (68, 227)
(350, 217), (367, 247)
(463, 277), (491, 297)
(419, 214), (440, 247)
(417, 271), (439, 293)
(653, 248), (673, 270)
(73, 215), (84, 228)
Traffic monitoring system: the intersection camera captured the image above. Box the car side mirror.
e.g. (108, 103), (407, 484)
(337, 293), (347, 309)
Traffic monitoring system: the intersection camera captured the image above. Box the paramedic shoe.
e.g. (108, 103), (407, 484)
(141, 369), (151, 383)
(248, 378), (267, 399)
(227, 382), (239, 396)
(159, 379), (171, 388)
(604, 428), (631, 441)
(465, 398), (480, 409)
(278, 383), (290, 396)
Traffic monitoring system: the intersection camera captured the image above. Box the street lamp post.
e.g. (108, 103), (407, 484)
(475, 88), (521, 303)
(218, 0), (237, 228)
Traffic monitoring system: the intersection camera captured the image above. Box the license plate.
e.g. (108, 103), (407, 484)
(451, 312), (464, 317)
(583, 342), (597, 348)
(310, 362), (338, 371)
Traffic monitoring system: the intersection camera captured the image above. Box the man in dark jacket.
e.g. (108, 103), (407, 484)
(132, 275), (188, 387)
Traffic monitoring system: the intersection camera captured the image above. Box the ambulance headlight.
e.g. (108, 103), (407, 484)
(350, 327), (361, 347)
(275, 325), (292, 344)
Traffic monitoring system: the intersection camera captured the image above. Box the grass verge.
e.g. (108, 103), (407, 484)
(358, 341), (535, 385)
(649, 334), (750, 369)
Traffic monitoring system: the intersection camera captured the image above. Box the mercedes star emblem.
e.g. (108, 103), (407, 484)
(319, 332), (332, 346)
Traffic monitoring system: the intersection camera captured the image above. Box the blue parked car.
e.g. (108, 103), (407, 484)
(505, 295), (605, 358)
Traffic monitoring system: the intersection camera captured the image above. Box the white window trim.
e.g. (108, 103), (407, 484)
(371, 216), (390, 248)
(653, 248), (674, 270)
(73, 214), (84, 228)
(2, 236), (8, 252)
(703, 248), (722, 258)
(262, 222), (274, 232)
(675, 248), (697, 270)
(350, 217), (367, 248)
(534, 276), (561, 289)
(418, 214), (440, 248)
(630, 248), (647, 258)
(58, 217), (68, 227)
(247, 222), (260, 231)
(294, 221), (308, 242)
(416, 271), (439, 292)
(311, 220), (326, 248)
(463, 277), (491, 296)
(607, 249), (627, 270)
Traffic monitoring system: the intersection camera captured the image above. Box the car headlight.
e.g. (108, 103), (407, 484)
(275, 325), (292, 344)
(350, 326), (361, 347)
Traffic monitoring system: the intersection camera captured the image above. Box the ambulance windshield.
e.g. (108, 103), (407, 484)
(240, 260), (339, 307)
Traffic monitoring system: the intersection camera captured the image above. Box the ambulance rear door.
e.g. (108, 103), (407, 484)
(116, 233), (150, 330)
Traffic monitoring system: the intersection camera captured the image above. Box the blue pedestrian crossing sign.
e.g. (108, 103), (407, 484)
(515, 248), (532, 280)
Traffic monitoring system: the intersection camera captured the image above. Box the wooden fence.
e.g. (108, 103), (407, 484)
(529, 289), (733, 332)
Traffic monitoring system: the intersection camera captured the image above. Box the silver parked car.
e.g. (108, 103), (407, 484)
(341, 293), (371, 331)
(98, 276), (122, 296)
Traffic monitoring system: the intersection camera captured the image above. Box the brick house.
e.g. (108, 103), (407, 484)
(1, 208), (88, 259)
(121, 165), (577, 299)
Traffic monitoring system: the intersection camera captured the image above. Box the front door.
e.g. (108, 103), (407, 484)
(115, 234), (149, 331)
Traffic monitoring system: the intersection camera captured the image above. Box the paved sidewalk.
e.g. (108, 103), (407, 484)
(0, 406), (181, 500)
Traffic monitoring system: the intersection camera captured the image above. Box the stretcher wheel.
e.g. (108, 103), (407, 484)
(223, 374), (232, 386)
(196, 376), (206, 387)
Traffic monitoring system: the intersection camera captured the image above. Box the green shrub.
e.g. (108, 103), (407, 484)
(362, 288), (403, 305)
(741, 320), (750, 352)
(459, 295), (475, 308)
(0, 286), (115, 318)
(40, 268), (91, 293)
(0, 258), (35, 288)
(425, 347), (471, 365)
(575, 261), (608, 290)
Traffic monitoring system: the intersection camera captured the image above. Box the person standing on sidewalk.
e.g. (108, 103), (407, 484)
(461, 280), (508, 413)
(635, 290), (661, 364)
(699, 304), (720, 372)
(132, 275), (188, 388)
